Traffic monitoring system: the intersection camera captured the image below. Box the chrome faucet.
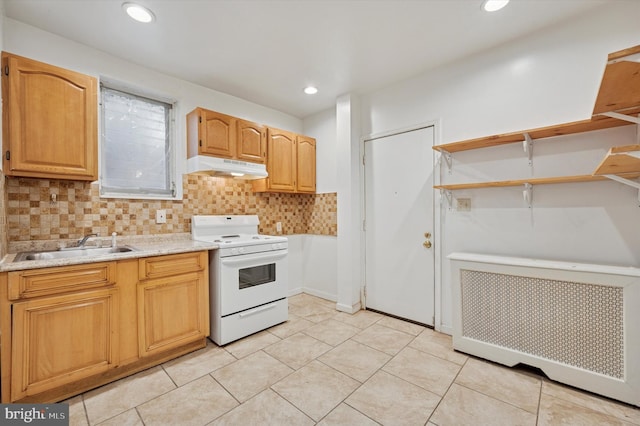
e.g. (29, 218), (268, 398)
(77, 233), (98, 248)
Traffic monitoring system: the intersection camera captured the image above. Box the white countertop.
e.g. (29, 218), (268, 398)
(0, 236), (218, 272)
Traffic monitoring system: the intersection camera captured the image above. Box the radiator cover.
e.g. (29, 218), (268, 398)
(450, 253), (640, 407)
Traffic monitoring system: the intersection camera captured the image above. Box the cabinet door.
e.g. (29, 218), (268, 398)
(296, 135), (316, 193)
(137, 272), (208, 357)
(236, 119), (266, 163)
(1, 52), (97, 180)
(265, 128), (297, 192)
(200, 109), (236, 158)
(11, 288), (119, 400)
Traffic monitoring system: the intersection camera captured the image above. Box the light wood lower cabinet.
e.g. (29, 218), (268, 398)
(11, 288), (119, 401)
(0, 250), (210, 403)
(137, 252), (209, 357)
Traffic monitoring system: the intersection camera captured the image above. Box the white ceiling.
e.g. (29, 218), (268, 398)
(4, 0), (609, 119)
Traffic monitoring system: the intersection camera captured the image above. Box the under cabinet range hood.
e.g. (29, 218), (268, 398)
(186, 156), (268, 179)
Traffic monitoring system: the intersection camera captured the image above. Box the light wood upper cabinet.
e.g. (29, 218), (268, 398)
(1, 52), (98, 181)
(296, 135), (316, 193)
(236, 118), (266, 163)
(187, 108), (266, 164)
(253, 128), (316, 193)
(11, 288), (119, 401)
(254, 127), (297, 192)
(187, 108), (236, 158)
(137, 252), (209, 357)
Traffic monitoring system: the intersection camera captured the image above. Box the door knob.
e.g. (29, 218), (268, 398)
(424, 232), (431, 238)
(423, 241), (432, 249)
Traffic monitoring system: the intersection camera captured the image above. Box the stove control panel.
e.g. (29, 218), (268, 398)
(220, 241), (288, 257)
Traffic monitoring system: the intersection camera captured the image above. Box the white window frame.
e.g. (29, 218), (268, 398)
(99, 79), (181, 200)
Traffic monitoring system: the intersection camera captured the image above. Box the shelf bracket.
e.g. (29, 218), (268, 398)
(440, 189), (453, 209)
(604, 174), (640, 206)
(523, 183), (533, 209)
(598, 111), (640, 125)
(597, 112), (640, 143)
(523, 133), (533, 167)
(437, 150), (453, 174)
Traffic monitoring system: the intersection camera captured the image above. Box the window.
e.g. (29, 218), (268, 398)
(100, 83), (176, 199)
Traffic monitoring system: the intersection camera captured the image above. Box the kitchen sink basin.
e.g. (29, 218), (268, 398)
(13, 246), (138, 262)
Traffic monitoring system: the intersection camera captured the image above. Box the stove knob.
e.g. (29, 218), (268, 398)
(231, 248), (239, 255)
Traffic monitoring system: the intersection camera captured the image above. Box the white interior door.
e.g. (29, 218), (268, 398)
(364, 126), (435, 325)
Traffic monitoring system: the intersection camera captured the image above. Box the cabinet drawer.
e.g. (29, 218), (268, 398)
(138, 251), (207, 280)
(8, 262), (116, 300)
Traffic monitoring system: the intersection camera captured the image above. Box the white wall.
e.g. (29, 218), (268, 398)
(304, 108), (337, 194)
(300, 108), (339, 300)
(360, 2), (640, 332)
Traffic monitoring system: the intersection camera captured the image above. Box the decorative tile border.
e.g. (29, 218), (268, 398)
(4, 174), (337, 244)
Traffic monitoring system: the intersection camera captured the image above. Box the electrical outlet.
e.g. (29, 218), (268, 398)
(457, 198), (471, 212)
(156, 209), (167, 224)
(276, 222), (282, 233)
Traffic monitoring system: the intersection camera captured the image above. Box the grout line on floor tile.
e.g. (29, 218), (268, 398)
(160, 364), (179, 388)
(425, 355), (469, 424)
(539, 377), (640, 424)
(80, 395), (90, 426)
(535, 373), (543, 425)
(208, 372), (242, 407)
(455, 381), (541, 417)
(133, 407), (145, 426)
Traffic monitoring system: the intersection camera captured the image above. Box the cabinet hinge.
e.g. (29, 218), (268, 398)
(4, 66), (8, 76)
(5, 151), (9, 161)
(199, 140), (202, 147)
(199, 116), (202, 123)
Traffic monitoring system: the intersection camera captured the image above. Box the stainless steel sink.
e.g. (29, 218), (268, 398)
(13, 246), (138, 262)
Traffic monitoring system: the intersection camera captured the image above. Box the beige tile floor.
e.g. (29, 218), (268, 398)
(67, 293), (640, 425)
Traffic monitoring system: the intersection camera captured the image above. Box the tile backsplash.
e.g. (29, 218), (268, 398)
(5, 174), (337, 246)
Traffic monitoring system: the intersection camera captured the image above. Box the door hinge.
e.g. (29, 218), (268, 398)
(5, 151), (9, 161)
(362, 154), (365, 166)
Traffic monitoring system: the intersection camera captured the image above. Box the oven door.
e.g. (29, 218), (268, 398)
(219, 249), (288, 316)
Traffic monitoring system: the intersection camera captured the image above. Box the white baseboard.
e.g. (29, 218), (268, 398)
(437, 324), (452, 336)
(336, 301), (361, 314)
(288, 287), (303, 297)
(301, 287), (337, 302)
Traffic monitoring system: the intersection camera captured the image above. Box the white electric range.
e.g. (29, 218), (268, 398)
(191, 215), (288, 345)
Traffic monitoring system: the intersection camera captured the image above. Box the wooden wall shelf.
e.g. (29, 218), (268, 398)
(433, 112), (638, 154)
(593, 144), (640, 175)
(434, 174), (640, 191)
(433, 45), (640, 199)
(593, 45), (640, 115)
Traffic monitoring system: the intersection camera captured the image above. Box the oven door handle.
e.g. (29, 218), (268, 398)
(239, 303), (278, 318)
(220, 250), (288, 266)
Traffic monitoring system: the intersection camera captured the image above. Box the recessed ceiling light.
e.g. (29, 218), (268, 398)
(122, 2), (155, 23)
(482, 0), (509, 12)
(304, 86), (318, 95)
